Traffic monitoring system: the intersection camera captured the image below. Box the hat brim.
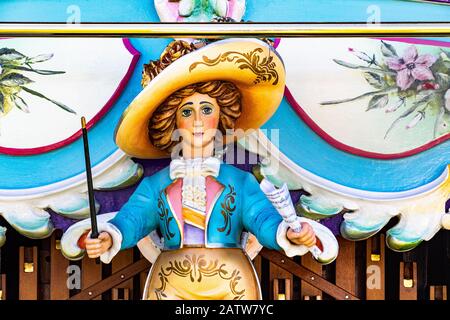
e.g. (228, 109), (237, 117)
(115, 38), (286, 159)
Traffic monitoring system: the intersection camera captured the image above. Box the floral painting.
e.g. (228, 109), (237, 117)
(321, 41), (450, 140)
(0, 48), (74, 117)
(277, 38), (450, 158)
(0, 38), (138, 153)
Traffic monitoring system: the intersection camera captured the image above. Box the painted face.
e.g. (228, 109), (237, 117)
(176, 92), (221, 151)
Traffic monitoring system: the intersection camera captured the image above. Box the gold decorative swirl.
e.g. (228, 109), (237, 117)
(189, 48), (279, 85)
(155, 254), (245, 300)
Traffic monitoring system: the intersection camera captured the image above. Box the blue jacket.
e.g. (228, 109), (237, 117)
(109, 163), (283, 251)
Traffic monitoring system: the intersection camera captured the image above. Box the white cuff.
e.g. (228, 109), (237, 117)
(276, 220), (309, 257)
(88, 222), (123, 264)
(137, 231), (163, 264)
(276, 217), (339, 265)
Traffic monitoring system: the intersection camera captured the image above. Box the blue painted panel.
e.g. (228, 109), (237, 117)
(1, 0), (449, 22)
(0, 0), (448, 191)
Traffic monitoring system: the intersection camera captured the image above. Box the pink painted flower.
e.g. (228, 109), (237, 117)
(386, 46), (437, 90)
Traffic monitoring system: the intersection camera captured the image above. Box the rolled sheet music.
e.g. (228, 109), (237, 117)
(260, 178), (322, 259)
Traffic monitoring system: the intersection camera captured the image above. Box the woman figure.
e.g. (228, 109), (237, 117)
(85, 39), (330, 300)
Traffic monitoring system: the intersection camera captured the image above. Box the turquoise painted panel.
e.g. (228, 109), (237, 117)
(0, 0), (449, 192)
(1, 0), (449, 22)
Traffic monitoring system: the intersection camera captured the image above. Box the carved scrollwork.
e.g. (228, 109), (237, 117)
(190, 48), (279, 85)
(217, 185), (236, 236)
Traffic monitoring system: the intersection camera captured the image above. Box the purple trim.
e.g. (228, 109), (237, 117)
(123, 38), (140, 56)
(0, 38), (141, 156)
(375, 37), (450, 48)
(415, 0), (450, 3)
(273, 38), (281, 49)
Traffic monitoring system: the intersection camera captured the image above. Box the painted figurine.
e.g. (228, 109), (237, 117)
(85, 38), (334, 300)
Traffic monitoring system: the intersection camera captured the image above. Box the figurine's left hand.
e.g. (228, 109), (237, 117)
(287, 222), (316, 247)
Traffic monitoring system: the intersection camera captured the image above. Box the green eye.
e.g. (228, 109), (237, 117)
(181, 109), (192, 117)
(202, 106), (213, 115)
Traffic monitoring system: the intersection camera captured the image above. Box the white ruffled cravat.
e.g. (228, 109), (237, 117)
(169, 157), (221, 213)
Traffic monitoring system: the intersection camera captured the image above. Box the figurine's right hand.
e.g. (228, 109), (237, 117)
(85, 232), (113, 258)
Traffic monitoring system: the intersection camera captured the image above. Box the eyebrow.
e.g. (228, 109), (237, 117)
(200, 101), (213, 105)
(180, 102), (193, 108)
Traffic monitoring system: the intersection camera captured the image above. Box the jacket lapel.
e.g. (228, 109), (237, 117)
(205, 176), (225, 228)
(164, 178), (184, 238)
(164, 176), (225, 245)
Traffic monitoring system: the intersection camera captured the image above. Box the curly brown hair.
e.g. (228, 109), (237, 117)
(148, 80), (242, 153)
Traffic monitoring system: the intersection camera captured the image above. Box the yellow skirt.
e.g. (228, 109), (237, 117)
(143, 247), (262, 300)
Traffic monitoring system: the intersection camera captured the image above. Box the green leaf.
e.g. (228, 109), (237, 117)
(13, 95), (29, 113)
(436, 72), (450, 88)
(367, 94), (389, 111)
(333, 59), (396, 75)
(381, 41), (398, 57)
(0, 92), (4, 113)
(364, 72), (386, 89)
(321, 87), (397, 105)
(27, 54), (54, 64)
(440, 49), (450, 60)
(0, 48), (25, 61)
(333, 59), (359, 69)
(443, 61), (450, 69)
(0, 73), (33, 86)
(21, 86), (76, 114)
(3, 64), (65, 75)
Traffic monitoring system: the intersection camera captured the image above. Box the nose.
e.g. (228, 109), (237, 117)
(194, 120), (203, 128)
(193, 107), (203, 125)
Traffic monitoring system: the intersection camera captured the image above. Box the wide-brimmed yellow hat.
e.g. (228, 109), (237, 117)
(115, 38), (286, 159)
